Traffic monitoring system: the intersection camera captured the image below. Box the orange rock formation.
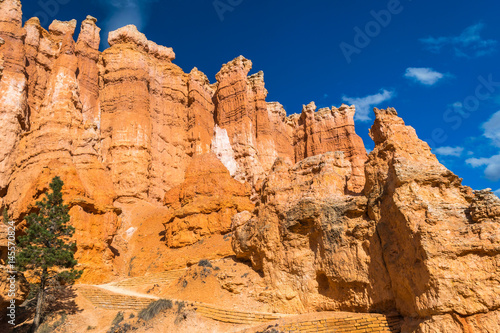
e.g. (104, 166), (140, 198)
(233, 108), (500, 331)
(0, 1), (499, 331)
(163, 154), (254, 248)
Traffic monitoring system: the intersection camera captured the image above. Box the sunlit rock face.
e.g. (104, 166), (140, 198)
(233, 107), (500, 331)
(3, 3), (499, 331)
(163, 153), (254, 248)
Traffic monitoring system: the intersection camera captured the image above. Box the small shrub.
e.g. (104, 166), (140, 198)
(175, 301), (185, 314)
(37, 313), (67, 333)
(174, 301), (187, 325)
(37, 323), (52, 333)
(128, 257), (137, 274)
(139, 299), (173, 321)
(107, 312), (133, 333)
(87, 326), (96, 330)
(200, 267), (212, 278)
(129, 313), (135, 319)
(197, 259), (212, 268)
(256, 327), (283, 333)
(111, 312), (124, 327)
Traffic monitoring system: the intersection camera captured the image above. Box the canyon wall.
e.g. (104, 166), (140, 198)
(1, 1), (499, 331)
(0, 0), (368, 279)
(232, 108), (500, 332)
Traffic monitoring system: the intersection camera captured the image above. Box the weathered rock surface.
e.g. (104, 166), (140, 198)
(366, 108), (500, 330)
(1, 2), (499, 331)
(163, 154), (254, 248)
(232, 152), (394, 313)
(213, 56), (285, 186)
(212, 57), (367, 195)
(233, 107), (500, 331)
(100, 25), (189, 203)
(0, 265), (28, 309)
(291, 102), (367, 193)
(0, 220), (29, 309)
(0, 0), (27, 194)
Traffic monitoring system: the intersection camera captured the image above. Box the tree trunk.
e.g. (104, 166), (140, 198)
(30, 269), (47, 333)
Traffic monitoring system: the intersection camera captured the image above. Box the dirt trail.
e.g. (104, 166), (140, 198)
(97, 284), (160, 299)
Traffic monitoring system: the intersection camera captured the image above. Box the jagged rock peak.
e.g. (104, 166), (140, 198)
(77, 15), (100, 50)
(301, 102), (357, 119)
(216, 55), (253, 80)
(248, 70), (264, 82)
(370, 107), (421, 146)
(85, 15), (97, 23)
(108, 24), (175, 61)
(0, 0), (23, 25)
(302, 101), (317, 114)
(48, 19), (77, 37)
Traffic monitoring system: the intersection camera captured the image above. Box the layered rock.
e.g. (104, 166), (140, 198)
(266, 102), (295, 159)
(0, 0), (27, 195)
(233, 108), (500, 331)
(75, 15), (101, 124)
(100, 25), (189, 203)
(213, 57), (295, 187)
(2, 4), (497, 332)
(211, 56), (368, 195)
(232, 152), (393, 313)
(164, 153), (254, 248)
(291, 102), (367, 193)
(366, 108), (500, 331)
(2, 17), (120, 284)
(187, 68), (216, 156)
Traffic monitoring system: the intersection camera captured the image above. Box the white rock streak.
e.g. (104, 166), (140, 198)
(211, 125), (239, 176)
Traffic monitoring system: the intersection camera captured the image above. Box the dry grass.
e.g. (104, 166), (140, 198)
(138, 299), (173, 321)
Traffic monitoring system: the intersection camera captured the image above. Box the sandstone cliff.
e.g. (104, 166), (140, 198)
(232, 108), (500, 332)
(0, 1), (499, 332)
(163, 153), (254, 248)
(0, 0), (368, 283)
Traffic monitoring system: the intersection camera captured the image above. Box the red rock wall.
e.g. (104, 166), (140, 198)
(291, 102), (367, 193)
(232, 107), (500, 332)
(1, 4), (499, 332)
(0, 0), (368, 285)
(0, 0), (27, 195)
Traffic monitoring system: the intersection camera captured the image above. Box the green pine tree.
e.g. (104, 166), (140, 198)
(2, 208), (9, 225)
(16, 176), (82, 333)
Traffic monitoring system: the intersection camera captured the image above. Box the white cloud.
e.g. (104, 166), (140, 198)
(99, 0), (158, 48)
(420, 22), (497, 58)
(466, 154), (500, 181)
(434, 146), (464, 157)
(466, 111), (500, 182)
(482, 111), (500, 147)
(342, 89), (395, 122)
(404, 68), (445, 86)
(494, 189), (500, 198)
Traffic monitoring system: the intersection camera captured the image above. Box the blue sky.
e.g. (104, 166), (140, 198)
(22, 0), (500, 196)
